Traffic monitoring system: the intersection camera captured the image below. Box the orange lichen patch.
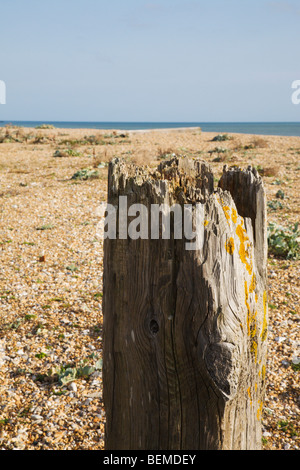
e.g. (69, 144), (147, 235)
(250, 311), (257, 337)
(236, 223), (253, 275)
(257, 400), (263, 420)
(261, 364), (266, 380)
(223, 205), (231, 222)
(245, 280), (249, 301)
(245, 281), (251, 335)
(255, 383), (258, 392)
(247, 387), (252, 405)
(203, 220), (209, 227)
(249, 307), (258, 361)
(220, 199), (230, 224)
(255, 293), (258, 303)
(245, 280), (258, 361)
(261, 290), (268, 341)
(231, 208), (238, 224)
(251, 340), (258, 363)
(246, 306), (252, 336)
(225, 237), (235, 255)
(249, 273), (256, 293)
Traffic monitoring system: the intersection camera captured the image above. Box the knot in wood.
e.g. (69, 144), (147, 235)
(150, 319), (159, 335)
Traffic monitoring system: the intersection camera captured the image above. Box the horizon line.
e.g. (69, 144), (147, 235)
(1, 120), (300, 124)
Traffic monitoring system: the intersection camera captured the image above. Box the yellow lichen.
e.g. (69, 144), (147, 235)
(250, 311), (257, 337)
(247, 387), (252, 405)
(203, 220), (209, 227)
(225, 237), (235, 255)
(249, 273), (256, 293)
(231, 208), (238, 224)
(261, 364), (266, 380)
(245, 281), (251, 335)
(251, 340), (258, 363)
(245, 280), (258, 361)
(223, 205), (231, 222)
(245, 280), (249, 301)
(257, 400), (263, 420)
(236, 223), (253, 275)
(261, 291), (268, 341)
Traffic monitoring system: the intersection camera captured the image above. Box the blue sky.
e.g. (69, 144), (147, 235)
(0, 0), (299, 122)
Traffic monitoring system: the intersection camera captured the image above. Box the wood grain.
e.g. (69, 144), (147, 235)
(103, 157), (268, 450)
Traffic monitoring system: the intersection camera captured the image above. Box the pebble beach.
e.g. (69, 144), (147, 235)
(0, 125), (299, 450)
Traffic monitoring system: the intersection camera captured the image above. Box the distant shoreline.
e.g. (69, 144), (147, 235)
(0, 121), (300, 137)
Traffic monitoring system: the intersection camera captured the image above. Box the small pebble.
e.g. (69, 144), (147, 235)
(275, 336), (286, 343)
(83, 398), (93, 406)
(68, 382), (78, 393)
(31, 415), (43, 421)
(281, 360), (290, 368)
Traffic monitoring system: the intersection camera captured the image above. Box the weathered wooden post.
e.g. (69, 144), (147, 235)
(102, 157), (268, 450)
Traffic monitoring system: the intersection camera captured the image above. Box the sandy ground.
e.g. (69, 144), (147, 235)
(0, 125), (299, 450)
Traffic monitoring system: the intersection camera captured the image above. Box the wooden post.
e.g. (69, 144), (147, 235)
(102, 157), (268, 450)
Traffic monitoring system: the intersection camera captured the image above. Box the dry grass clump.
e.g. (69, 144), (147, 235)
(251, 137), (269, 149)
(254, 165), (280, 177)
(131, 149), (157, 167)
(32, 132), (56, 144)
(92, 148), (113, 168)
(261, 166), (280, 177)
(156, 147), (176, 160)
(0, 127), (27, 143)
(232, 137), (269, 151)
(0, 127), (56, 144)
(58, 132), (130, 148)
(0, 188), (20, 198)
(208, 146), (231, 162)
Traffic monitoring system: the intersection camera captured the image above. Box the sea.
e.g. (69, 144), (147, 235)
(0, 121), (300, 137)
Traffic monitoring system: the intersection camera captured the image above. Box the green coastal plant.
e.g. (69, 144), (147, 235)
(277, 420), (298, 436)
(208, 146), (228, 154)
(212, 134), (232, 142)
(71, 168), (99, 181)
(267, 200), (283, 211)
(35, 124), (55, 129)
(54, 148), (81, 157)
(35, 352), (47, 360)
(55, 356), (103, 386)
(36, 223), (54, 230)
(271, 178), (283, 185)
(66, 264), (78, 272)
(58, 367), (77, 385)
(275, 189), (285, 199)
(267, 222), (300, 260)
(291, 362), (300, 372)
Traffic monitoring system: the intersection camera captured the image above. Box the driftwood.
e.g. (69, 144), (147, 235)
(102, 157), (268, 450)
